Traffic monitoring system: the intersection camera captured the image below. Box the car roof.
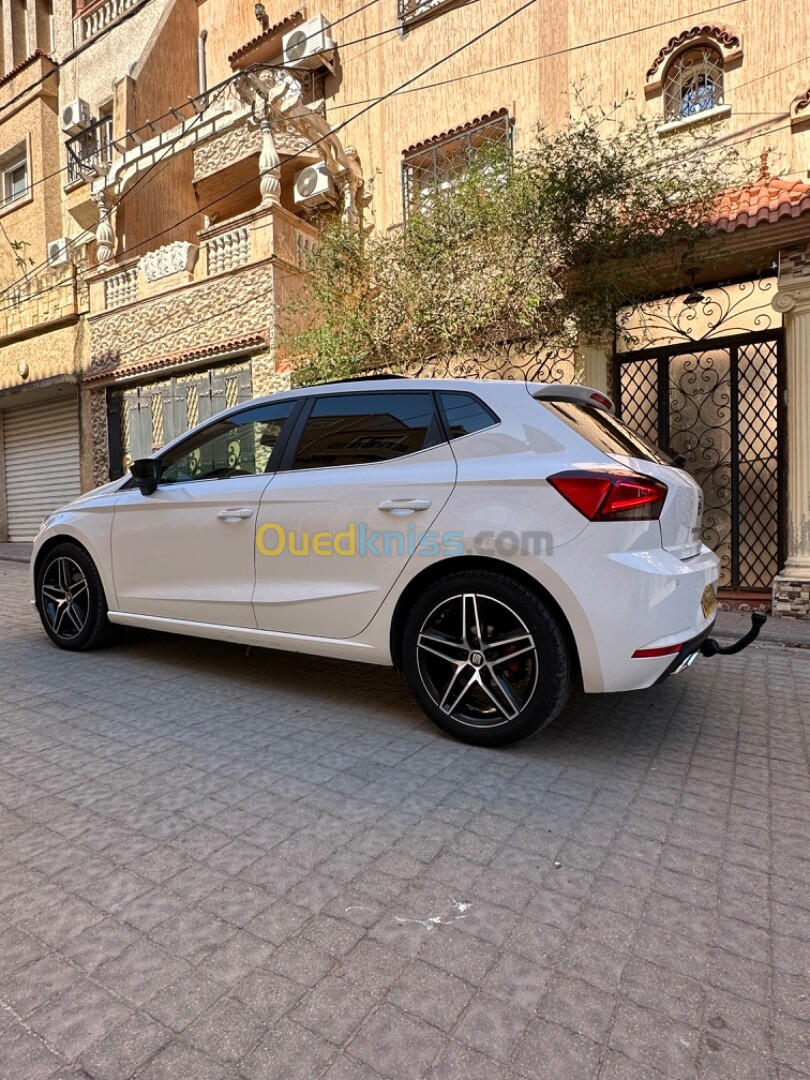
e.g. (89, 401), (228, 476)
(248, 376), (547, 407)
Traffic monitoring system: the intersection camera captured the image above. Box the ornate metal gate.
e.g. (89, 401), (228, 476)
(615, 329), (785, 592)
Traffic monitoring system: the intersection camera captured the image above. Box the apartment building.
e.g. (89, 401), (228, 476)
(0, 0), (808, 614)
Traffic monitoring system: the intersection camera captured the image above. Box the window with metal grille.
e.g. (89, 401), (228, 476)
(663, 46), (724, 122)
(402, 112), (512, 218)
(398, 0), (455, 25)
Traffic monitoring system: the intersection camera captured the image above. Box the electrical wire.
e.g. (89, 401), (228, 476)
(0, 0), (538, 315)
(1, 0), (801, 318)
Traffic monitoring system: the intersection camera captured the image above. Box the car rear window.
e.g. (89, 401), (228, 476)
(438, 391), (499, 440)
(541, 400), (672, 464)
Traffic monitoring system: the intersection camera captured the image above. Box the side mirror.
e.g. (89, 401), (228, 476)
(130, 458), (162, 496)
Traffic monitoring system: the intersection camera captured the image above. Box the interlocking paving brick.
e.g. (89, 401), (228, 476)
(27, 979), (133, 1059)
(144, 970), (228, 1032)
(240, 1018), (336, 1080)
(95, 938), (194, 1006)
(349, 1004), (447, 1079)
(77, 1011), (171, 1080)
(137, 1040), (226, 1080)
(1, 559), (808, 1079)
(182, 997), (263, 1064)
(387, 958), (473, 1032)
(0, 952), (81, 1017)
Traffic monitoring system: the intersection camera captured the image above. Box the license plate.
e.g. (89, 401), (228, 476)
(701, 584), (717, 619)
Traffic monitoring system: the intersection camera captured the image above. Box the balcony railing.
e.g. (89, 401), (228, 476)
(398, 0), (454, 24)
(66, 115), (114, 185)
(78, 0), (142, 42)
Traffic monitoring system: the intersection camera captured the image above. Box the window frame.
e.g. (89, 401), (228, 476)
(401, 112), (513, 220)
(435, 390), (500, 442)
(125, 398), (304, 488)
(278, 390), (446, 472)
(662, 45), (725, 125)
(398, 0), (464, 29)
(0, 138), (32, 216)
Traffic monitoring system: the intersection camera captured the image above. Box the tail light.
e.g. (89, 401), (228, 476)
(548, 468), (668, 521)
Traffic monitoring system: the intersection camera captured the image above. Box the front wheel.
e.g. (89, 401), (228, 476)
(36, 542), (113, 651)
(402, 571), (571, 747)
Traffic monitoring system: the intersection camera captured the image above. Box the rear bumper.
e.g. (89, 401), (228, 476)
(653, 619), (717, 684)
(554, 536), (721, 693)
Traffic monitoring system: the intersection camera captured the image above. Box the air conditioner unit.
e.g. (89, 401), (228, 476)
(61, 98), (93, 135)
(47, 237), (72, 267)
(283, 14), (334, 69)
(293, 163), (336, 207)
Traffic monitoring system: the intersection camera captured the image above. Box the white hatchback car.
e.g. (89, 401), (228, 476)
(32, 376), (756, 746)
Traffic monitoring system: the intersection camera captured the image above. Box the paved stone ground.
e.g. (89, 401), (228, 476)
(0, 559), (808, 1080)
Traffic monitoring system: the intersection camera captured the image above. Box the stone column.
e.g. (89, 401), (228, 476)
(92, 190), (116, 265)
(771, 247), (810, 617)
(259, 117), (281, 207)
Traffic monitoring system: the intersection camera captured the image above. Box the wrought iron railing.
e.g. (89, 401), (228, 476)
(66, 115), (113, 185)
(402, 112), (512, 218)
(398, 0), (453, 24)
(294, 69), (327, 116)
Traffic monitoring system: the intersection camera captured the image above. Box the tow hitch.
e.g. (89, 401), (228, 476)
(699, 612), (767, 657)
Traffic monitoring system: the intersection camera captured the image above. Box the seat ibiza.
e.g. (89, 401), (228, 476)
(32, 376), (746, 746)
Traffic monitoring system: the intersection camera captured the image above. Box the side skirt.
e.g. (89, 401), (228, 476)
(107, 611), (391, 665)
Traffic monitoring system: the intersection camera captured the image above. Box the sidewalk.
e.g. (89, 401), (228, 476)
(0, 542), (32, 563)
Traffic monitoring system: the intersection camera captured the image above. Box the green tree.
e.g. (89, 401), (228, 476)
(289, 99), (747, 386)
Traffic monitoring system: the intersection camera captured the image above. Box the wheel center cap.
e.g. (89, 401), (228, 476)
(65, 592), (72, 603)
(469, 650), (484, 668)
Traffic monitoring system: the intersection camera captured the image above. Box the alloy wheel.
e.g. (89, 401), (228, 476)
(40, 556), (91, 641)
(416, 592), (539, 729)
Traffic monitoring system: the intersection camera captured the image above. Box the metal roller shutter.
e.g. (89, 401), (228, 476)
(3, 397), (81, 541)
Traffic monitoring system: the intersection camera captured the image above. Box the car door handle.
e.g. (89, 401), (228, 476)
(216, 508), (254, 521)
(378, 499), (432, 512)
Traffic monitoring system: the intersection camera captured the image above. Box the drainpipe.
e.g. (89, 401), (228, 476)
(198, 29), (208, 97)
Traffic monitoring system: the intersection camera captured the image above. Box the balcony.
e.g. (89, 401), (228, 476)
(398, 0), (460, 26)
(66, 116), (113, 185)
(85, 203), (318, 380)
(75, 0), (144, 42)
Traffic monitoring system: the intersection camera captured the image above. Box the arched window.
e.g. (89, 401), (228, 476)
(663, 46), (724, 122)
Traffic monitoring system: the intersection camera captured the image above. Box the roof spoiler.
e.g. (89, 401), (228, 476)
(528, 384), (616, 414)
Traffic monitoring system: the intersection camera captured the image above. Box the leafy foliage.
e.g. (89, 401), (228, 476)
(289, 99), (745, 385)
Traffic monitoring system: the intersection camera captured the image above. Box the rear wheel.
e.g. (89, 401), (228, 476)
(402, 570), (571, 746)
(36, 542), (112, 651)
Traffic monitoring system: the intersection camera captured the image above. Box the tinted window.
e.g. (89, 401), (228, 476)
(439, 391), (499, 439)
(291, 392), (439, 470)
(542, 400), (671, 464)
(159, 401), (294, 484)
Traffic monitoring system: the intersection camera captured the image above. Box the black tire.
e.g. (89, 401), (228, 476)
(35, 541), (113, 651)
(402, 570), (571, 747)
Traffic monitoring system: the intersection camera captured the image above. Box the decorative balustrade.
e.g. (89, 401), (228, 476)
(79, 0), (142, 42)
(104, 267), (138, 309)
(206, 226), (251, 277)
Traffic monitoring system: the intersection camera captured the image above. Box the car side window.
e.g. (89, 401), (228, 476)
(159, 401), (295, 485)
(290, 392), (441, 470)
(438, 391), (499, 439)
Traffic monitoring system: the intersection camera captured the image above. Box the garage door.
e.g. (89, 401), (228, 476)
(3, 397), (81, 541)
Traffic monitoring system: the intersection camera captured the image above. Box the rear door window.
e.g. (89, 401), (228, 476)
(541, 400), (672, 464)
(289, 392), (442, 470)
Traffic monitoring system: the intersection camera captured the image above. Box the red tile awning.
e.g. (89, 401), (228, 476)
(711, 176), (810, 233)
(85, 333), (269, 384)
(228, 11), (303, 67)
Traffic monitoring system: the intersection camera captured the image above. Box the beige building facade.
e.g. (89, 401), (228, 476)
(0, 0), (809, 613)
